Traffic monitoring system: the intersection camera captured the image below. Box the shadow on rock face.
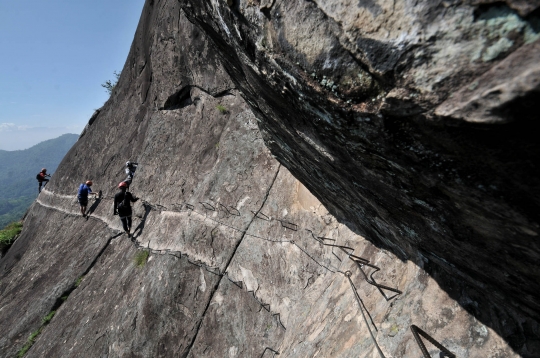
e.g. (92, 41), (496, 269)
(422, 256), (540, 357)
(132, 203), (152, 240)
(180, 1), (540, 355)
(86, 190), (103, 217)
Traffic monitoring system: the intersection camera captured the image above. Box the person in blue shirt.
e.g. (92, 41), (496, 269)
(78, 180), (97, 217)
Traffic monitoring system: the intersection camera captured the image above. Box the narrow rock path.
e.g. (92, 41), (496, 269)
(32, 181), (455, 358)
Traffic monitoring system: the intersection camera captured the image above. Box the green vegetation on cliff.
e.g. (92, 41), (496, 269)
(16, 310), (56, 357)
(101, 70), (121, 95)
(0, 221), (22, 253)
(134, 250), (149, 267)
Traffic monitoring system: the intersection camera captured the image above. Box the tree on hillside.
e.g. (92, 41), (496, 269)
(101, 71), (121, 95)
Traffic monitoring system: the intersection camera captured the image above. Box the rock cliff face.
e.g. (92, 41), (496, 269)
(0, 0), (539, 357)
(182, 0), (540, 341)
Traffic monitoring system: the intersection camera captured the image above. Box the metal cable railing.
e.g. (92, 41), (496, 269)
(129, 197), (454, 357)
(346, 270), (386, 358)
(161, 199), (453, 357)
(37, 189), (455, 357)
(411, 325), (456, 358)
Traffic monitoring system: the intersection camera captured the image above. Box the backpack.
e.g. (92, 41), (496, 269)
(117, 192), (130, 210)
(36, 173), (41, 181)
(78, 184), (89, 198)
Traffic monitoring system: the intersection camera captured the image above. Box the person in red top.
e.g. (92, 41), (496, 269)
(36, 168), (51, 193)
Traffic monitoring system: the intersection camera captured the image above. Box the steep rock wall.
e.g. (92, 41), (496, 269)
(0, 1), (539, 357)
(181, 0), (540, 334)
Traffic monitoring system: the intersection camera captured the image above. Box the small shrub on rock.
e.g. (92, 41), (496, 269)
(216, 104), (228, 114)
(17, 329), (41, 357)
(134, 250), (150, 267)
(101, 71), (121, 95)
(17, 310), (55, 357)
(74, 276), (84, 288)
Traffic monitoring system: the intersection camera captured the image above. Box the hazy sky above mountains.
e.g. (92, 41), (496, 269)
(0, 0), (145, 150)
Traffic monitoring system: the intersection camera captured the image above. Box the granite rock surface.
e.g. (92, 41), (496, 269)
(1, 1), (539, 357)
(181, 0), (540, 338)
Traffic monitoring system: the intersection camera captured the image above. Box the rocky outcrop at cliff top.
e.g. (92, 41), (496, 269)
(0, 0), (539, 357)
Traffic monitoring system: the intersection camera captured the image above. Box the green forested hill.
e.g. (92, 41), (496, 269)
(0, 133), (78, 227)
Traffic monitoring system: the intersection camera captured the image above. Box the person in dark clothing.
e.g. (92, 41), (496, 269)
(36, 168), (51, 193)
(114, 181), (139, 237)
(78, 180), (97, 217)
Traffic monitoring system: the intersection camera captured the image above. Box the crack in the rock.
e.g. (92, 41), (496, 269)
(136, 240), (287, 331)
(224, 164), (281, 273)
(36, 189), (386, 298)
(181, 164), (281, 358)
(291, 241), (339, 273)
(12, 228), (122, 357)
(84, 232), (124, 278)
(159, 85), (236, 110)
(35, 186), (407, 355)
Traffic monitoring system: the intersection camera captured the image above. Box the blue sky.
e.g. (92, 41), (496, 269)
(0, 0), (145, 150)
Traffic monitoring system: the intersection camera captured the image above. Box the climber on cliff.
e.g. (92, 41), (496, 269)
(78, 180), (97, 217)
(114, 181), (139, 237)
(36, 168), (51, 193)
(122, 161), (138, 187)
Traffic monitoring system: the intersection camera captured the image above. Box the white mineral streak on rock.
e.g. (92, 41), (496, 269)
(233, 23), (242, 40)
(35, 191), (221, 268)
(198, 268), (207, 293)
(36, 189), (121, 231)
(296, 130), (335, 162)
(178, 303), (194, 319)
(228, 346), (238, 357)
(236, 196), (250, 210)
(238, 265), (258, 292)
(302, 102), (334, 125)
(211, 0), (231, 38)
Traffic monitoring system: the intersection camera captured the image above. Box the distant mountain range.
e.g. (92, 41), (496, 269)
(0, 133), (79, 228)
